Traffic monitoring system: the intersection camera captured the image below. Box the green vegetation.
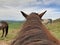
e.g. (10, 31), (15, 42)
(0, 21), (24, 41)
(0, 19), (60, 42)
(53, 18), (60, 22)
(46, 22), (60, 39)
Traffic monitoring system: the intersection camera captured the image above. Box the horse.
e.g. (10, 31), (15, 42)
(41, 19), (52, 24)
(0, 21), (8, 37)
(11, 10), (60, 45)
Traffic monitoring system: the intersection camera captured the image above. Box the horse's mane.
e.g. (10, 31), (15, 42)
(11, 11), (60, 45)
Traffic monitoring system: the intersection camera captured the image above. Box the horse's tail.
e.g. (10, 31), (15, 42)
(5, 24), (9, 37)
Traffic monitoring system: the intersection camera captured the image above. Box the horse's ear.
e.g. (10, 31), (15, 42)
(20, 11), (28, 18)
(39, 10), (47, 18)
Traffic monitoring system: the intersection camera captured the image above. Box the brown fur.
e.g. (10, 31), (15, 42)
(11, 11), (60, 45)
(0, 21), (8, 37)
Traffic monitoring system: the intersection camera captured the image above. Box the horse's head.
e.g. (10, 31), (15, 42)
(21, 10), (47, 22)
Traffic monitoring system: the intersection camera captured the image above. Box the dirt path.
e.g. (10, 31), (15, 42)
(0, 41), (8, 45)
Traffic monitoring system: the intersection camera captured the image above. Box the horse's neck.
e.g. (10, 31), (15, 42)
(22, 20), (60, 44)
(20, 20), (42, 35)
(23, 20), (41, 28)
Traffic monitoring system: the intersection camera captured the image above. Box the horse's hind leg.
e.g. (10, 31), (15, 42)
(5, 26), (8, 37)
(1, 29), (4, 37)
(5, 30), (8, 37)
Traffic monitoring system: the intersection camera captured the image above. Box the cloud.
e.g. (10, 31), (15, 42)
(19, 7), (60, 20)
(35, 0), (60, 5)
(0, 0), (60, 20)
(0, 0), (60, 9)
(41, 8), (60, 20)
(0, 8), (24, 21)
(0, 0), (35, 8)
(0, 5), (60, 20)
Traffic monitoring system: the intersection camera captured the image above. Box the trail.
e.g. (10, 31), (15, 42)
(0, 41), (8, 45)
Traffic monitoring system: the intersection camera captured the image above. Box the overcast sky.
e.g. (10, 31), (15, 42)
(0, 0), (60, 21)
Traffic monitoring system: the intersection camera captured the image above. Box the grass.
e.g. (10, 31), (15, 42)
(0, 21), (60, 42)
(0, 22), (24, 41)
(46, 22), (60, 39)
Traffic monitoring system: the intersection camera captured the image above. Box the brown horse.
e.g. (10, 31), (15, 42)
(11, 11), (60, 45)
(0, 21), (8, 37)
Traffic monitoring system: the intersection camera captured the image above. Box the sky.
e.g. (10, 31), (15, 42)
(0, 0), (60, 21)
